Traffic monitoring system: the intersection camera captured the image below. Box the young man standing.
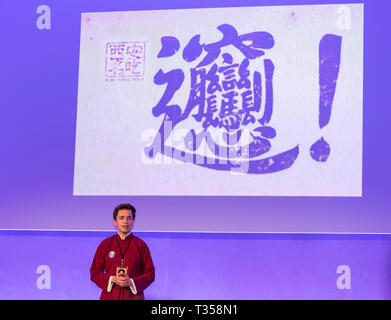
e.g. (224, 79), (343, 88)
(90, 203), (155, 300)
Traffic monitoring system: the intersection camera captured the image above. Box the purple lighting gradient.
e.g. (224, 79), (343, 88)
(0, 0), (391, 301)
(0, 1), (390, 233)
(0, 230), (391, 300)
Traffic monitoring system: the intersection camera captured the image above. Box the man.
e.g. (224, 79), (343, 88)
(90, 203), (155, 300)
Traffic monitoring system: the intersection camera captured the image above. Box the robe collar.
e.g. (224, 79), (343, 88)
(117, 231), (132, 240)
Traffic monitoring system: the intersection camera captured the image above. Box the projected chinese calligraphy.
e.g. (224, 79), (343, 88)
(145, 25), (342, 174)
(74, 4), (362, 197)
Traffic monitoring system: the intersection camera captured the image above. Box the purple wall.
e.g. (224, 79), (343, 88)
(1, 230), (390, 300)
(1, 0), (391, 300)
(0, 1), (390, 233)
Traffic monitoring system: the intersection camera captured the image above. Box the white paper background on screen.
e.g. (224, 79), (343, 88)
(74, 4), (363, 196)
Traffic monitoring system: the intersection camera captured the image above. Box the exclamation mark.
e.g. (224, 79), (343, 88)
(310, 34), (342, 162)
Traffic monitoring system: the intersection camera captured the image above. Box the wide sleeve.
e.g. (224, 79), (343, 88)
(132, 242), (155, 293)
(90, 241), (112, 291)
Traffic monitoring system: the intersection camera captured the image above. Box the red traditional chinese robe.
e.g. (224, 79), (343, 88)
(90, 233), (155, 300)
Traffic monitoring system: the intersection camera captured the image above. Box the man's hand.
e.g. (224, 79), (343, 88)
(113, 274), (132, 287)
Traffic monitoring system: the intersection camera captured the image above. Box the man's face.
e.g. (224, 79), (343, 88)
(114, 209), (134, 234)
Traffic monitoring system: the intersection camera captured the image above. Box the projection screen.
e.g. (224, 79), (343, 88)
(3, 1), (391, 233)
(74, 4), (363, 197)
